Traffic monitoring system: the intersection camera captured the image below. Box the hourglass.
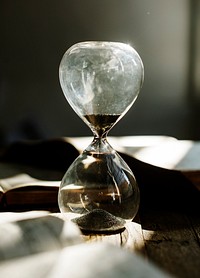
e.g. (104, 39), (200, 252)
(58, 41), (144, 232)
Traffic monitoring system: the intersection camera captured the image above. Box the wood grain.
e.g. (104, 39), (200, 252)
(82, 209), (200, 278)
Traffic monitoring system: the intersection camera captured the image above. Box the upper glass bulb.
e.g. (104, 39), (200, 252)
(59, 41), (144, 135)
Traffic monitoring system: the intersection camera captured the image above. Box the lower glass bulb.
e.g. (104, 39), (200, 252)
(58, 139), (140, 232)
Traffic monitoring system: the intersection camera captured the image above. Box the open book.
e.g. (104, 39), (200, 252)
(0, 174), (60, 211)
(0, 136), (200, 212)
(0, 211), (171, 278)
(0, 138), (77, 211)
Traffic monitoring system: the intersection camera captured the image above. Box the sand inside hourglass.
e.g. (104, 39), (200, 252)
(59, 152), (139, 232)
(83, 114), (120, 137)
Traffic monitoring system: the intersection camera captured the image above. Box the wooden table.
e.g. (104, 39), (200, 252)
(69, 136), (200, 277)
(82, 208), (200, 278)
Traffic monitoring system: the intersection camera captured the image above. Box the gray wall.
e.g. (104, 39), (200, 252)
(0, 0), (199, 144)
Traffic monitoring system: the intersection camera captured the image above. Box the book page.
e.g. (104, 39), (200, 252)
(126, 140), (200, 171)
(0, 174), (60, 209)
(69, 136), (200, 171)
(0, 173), (60, 193)
(0, 211), (82, 261)
(0, 242), (171, 278)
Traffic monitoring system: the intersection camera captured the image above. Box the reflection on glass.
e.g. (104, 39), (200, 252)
(58, 41), (144, 232)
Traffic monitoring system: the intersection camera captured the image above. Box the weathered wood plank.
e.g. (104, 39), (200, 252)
(124, 221), (146, 256)
(57, 209), (200, 278)
(188, 212), (200, 241)
(140, 209), (200, 278)
(81, 219), (146, 255)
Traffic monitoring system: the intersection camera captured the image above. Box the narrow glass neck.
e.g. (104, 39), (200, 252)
(85, 136), (114, 154)
(90, 124), (110, 139)
(93, 131), (108, 140)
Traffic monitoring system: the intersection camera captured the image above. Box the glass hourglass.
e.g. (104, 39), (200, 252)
(58, 41), (144, 232)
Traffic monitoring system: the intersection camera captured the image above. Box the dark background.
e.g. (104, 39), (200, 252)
(0, 0), (200, 145)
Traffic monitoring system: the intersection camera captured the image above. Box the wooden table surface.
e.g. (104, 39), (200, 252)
(82, 207), (200, 278)
(68, 137), (200, 278)
(1, 136), (200, 278)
